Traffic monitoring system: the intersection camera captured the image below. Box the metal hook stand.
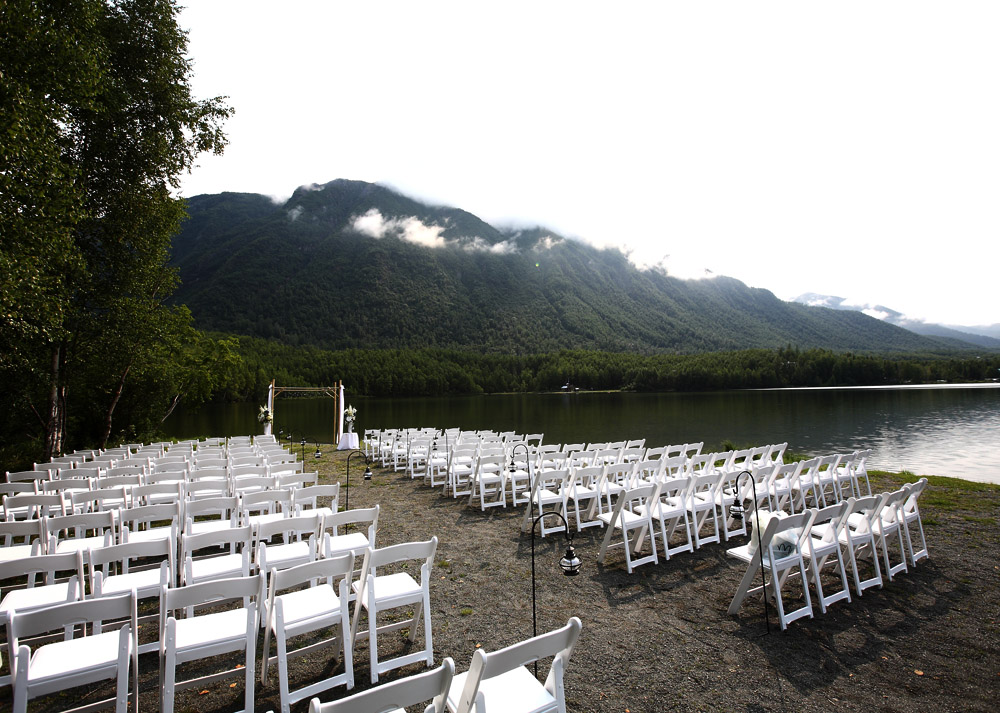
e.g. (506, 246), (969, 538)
(729, 469), (771, 636)
(345, 450), (373, 511)
(528, 510), (581, 677)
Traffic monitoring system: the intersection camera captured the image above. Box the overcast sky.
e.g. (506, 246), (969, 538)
(177, 1), (999, 327)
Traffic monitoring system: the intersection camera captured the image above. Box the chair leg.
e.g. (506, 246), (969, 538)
(245, 632), (256, 713)
(369, 607), (379, 683)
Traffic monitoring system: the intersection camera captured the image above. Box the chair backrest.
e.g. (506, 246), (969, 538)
(131, 482), (182, 507)
(363, 537), (437, 580)
(118, 502), (180, 537)
(6, 470), (49, 484)
(241, 488), (292, 519)
(293, 483), (339, 514)
(161, 571), (263, 619)
(309, 658), (455, 713)
(0, 550), (85, 597)
(184, 495), (239, 530)
(9, 590), (136, 653)
(604, 462), (635, 487)
(659, 455), (688, 479)
(89, 537), (175, 591)
(809, 500), (850, 545)
(901, 477), (928, 514)
(254, 512), (319, 547)
(322, 504), (380, 537)
(3, 492), (66, 520)
(846, 494), (882, 537)
(451, 617), (582, 713)
(44, 510), (116, 546)
(183, 523), (253, 561)
(753, 510), (814, 561)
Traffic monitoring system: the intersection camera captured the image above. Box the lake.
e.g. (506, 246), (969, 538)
(162, 384), (1000, 484)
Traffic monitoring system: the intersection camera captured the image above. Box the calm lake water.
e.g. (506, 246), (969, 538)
(163, 384), (1000, 484)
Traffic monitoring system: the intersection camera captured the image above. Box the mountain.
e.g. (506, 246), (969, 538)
(794, 293), (1000, 349)
(170, 179), (975, 354)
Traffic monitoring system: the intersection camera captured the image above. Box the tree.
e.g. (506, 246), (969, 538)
(0, 0), (232, 460)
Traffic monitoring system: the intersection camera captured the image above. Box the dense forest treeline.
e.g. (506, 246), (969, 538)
(217, 337), (1000, 400)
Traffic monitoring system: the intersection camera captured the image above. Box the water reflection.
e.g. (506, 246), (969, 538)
(164, 385), (1000, 483)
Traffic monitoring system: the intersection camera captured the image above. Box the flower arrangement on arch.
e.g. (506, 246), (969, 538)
(258, 406), (273, 424)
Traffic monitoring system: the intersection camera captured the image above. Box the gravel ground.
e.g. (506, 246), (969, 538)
(4, 449), (998, 713)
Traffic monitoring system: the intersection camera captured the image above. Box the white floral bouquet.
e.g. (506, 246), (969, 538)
(344, 404), (357, 424)
(257, 406), (273, 424)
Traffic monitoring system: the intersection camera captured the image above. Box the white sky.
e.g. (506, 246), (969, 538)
(177, 1), (1000, 327)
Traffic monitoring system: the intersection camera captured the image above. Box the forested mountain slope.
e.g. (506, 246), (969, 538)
(171, 179), (959, 354)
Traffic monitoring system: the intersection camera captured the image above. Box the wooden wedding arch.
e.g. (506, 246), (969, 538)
(264, 379), (345, 444)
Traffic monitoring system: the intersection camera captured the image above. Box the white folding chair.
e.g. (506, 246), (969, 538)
(565, 466), (603, 531)
(159, 573), (263, 713)
(0, 551), (86, 687)
(468, 455), (507, 511)
(446, 616), (582, 713)
(309, 657), (454, 713)
(89, 537), (175, 654)
(838, 495), (884, 597)
(351, 537), (438, 683)
(9, 591), (138, 713)
(727, 510), (815, 630)
(900, 478), (929, 566)
(802, 501), (852, 613)
(519, 469), (571, 538)
(872, 488), (909, 581)
(181, 524), (253, 587)
(597, 483), (660, 573)
(683, 471), (723, 548)
(262, 555), (355, 713)
(643, 475), (694, 559)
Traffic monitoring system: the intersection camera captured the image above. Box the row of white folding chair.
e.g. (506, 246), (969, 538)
(727, 480), (928, 630)
(309, 616), (580, 713)
(0, 505), (375, 656)
(1, 483), (339, 555)
(763, 452), (873, 516)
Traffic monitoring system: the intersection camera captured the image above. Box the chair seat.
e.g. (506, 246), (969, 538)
(272, 583), (339, 631)
(0, 584), (75, 618)
(189, 553), (245, 581)
(187, 520), (234, 536)
(103, 567), (164, 596)
(326, 532), (369, 556)
(0, 544), (35, 563)
(173, 608), (248, 651)
(354, 572), (421, 607)
(261, 541), (311, 568)
(54, 536), (108, 554)
(448, 665), (556, 713)
(26, 630), (123, 682)
(247, 512), (286, 529)
(597, 508), (647, 529)
(125, 527), (173, 544)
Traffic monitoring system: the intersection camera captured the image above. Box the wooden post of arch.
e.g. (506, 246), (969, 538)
(265, 380), (275, 437)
